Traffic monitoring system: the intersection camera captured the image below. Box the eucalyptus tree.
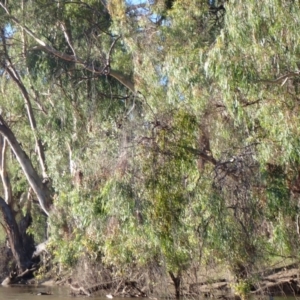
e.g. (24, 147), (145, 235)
(0, 0), (131, 280)
(0, 18), (52, 276)
(1, 0), (299, 297)
(101, 0), (239, 294)
(201, 0), (300, 289)
(105, 0), (300, 293)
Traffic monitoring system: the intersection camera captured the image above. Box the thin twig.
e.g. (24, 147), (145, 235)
(258, 71), (300, 86)
(60, 22), (76, 58)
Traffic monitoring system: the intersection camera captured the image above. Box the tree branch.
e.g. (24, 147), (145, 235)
(60, 20), (76, 58)
(0, 29), (48, 179)
(0, 3), (135, 92)
(258, 71), (300, 86)
(0, 135), (12, 205)
(180, 145), (218, 165)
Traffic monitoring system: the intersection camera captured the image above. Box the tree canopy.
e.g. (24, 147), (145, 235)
(1, 0), (300, 297)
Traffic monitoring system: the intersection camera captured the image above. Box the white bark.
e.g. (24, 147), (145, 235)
(0, 135), (12, 205)
(0, 116), (50, 215)
(0, 3), (136, 92)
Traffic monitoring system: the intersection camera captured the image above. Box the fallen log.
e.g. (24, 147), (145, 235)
(1, 266), (37, 285)
(67, 279), (91, 296)
(66, 278), (147, 297)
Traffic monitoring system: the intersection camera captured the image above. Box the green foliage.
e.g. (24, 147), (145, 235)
(3, 0), (300, 295)
(26, 204), (48, 243)
(232, 279), (252, 300)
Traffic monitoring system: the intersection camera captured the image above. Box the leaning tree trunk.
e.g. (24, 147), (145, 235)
(0, 197), (32, 273)
(0, 117), (51, 283)
(0, 116), (51, 216)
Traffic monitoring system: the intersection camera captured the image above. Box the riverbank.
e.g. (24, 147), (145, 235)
(186, 263), (300, 299)
(44, 262), (300, 299)
(2, 254), (300, 299)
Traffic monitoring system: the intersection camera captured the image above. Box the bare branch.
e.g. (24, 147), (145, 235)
(60, 21), (76, 58)
(0, 135), (12, 205)
(102, 36), (121, 75)
(258, 71), (300, 86)
(0, 30), (49, 179)
(180, 145), (218, 166)
(29, 86), (48, 115)
(0, 3), (136, 92)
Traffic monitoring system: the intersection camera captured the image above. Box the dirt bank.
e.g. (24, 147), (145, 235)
(188, 263), (300, 299)
(2, 260), (300, 299)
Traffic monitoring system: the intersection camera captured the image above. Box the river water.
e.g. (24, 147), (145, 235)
(0, 286), (298, 300)
(0, 286), (70, 300)
(0, 285), (121, 300)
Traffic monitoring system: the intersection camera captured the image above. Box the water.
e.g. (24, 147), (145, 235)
(0, 286), (70, 300)
(0, 285), (116, 300)
(0, 286), (299, 300)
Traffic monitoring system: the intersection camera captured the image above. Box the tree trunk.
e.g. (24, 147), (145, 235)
(0, 116), (51, 215)
(2, 62), (49, 179)
(169, 271), (181, 299)
(0, 197), (32, 273)
(19, 212), (36, 261)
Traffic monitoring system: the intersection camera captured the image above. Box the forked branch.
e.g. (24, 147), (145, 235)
(0, 29), (48, 179)
(0, 3), (135, 92)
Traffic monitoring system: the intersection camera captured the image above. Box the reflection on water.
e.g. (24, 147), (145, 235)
(0, 286), (132, 300)
(0, 285), (128, 300)
(1, 287), (299, 300)
(0, 285), (71, 300)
